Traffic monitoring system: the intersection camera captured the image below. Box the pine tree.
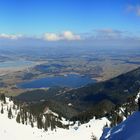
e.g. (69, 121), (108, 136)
(37, 115), (43, 129)
(0, 94), (6, 104)
(124, 106), (128, 118)
(24, 111), (27, 124)
(47, 115), (51, 128)
(31, 121), (34, 128)
(29, 113), (32, 122)
(51, 117), (56, 131)
(16, 113), (21, 123)
(1, 105), (4, 114)
(8, 107), (12, 119)
(21, 113), (25, 124)
(44, 116), (48, 131)
(22, 117), (24, 124)
(7, 106), (9, 111)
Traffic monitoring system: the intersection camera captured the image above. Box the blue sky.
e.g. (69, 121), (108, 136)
(0, 0), (140, 47)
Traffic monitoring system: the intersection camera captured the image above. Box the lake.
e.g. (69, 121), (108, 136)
(18, 74), (96, 89)
(0, 60), (34, 68)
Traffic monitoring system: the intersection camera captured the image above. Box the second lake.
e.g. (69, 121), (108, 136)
(18, 74), (96, 89)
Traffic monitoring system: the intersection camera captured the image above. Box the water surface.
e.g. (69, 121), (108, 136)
(0, 60), (34, 68)
(18, 74), (96, 89)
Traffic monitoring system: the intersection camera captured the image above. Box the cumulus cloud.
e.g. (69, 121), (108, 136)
(43, 33), (60, 41)
(0, 33), (22, 40)
(0, 29), (139, 48)
(63, 31), (81, 40)
(127, 4), (140, 16)
(43, 31), (81, 41)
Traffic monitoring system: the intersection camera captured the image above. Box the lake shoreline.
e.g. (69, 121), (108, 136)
(17, 74), (97, 89)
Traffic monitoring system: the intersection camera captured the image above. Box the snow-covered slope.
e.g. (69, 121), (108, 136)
(100, 111), (140, 140)
(0, 97), (110, 140)
(135, 91), (140, 102)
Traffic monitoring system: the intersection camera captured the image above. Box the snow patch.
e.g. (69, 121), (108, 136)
(0, 97), (110, 140)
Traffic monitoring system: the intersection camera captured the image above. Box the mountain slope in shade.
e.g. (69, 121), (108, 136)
(100, 111), (140, 140)
(16, 67), (140, 119)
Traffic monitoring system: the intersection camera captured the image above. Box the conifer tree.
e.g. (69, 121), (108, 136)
(24, 111), (27, 123)
(29, 113), (32, 122)
(51, 117), (56, 131)
(21, 111), (25, 125)
(22, 116), (25, 124)
(0, 94), (6, 104)
(8, 107), (12, 119)
(37, 115), (43, 129)
(16, 113), (21, 123)
(1, 105), (4, 114)
(7, 105), (8, 111)
(44, 116), (48, 131)
(31, 121), (34, 128)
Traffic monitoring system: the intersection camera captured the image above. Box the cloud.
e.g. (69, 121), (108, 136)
(127, 4), (140, 16)
(84, 28), (126, 41)
(43, 31), (81, 41)
(0, 29), (139, 48)
(63, 31), (81, 40)
(94, 29), (124, 39)
(0, 29), (126, 42)
(43, 33), (60, 41)
(0, 33), (22, 40)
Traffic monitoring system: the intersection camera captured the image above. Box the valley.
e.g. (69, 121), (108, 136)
(0, 47), (140, 131)
(0, 47), (140, 96)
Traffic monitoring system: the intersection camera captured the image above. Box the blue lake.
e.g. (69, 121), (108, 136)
(18, 74), (96, 89)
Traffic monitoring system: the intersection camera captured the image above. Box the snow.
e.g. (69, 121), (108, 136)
(68, 103), (72, 106)
(100, 111), (140, 140)
(0, 98), (110, 140)
(44, 107), (59, 117)
(101, 91), (140, 140)
(135, 91), (140, 102)
(0, 113), (109, 140)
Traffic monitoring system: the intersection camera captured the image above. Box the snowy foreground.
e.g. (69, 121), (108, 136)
(0, 98), (110, 140)
(101, 111), (140, 140)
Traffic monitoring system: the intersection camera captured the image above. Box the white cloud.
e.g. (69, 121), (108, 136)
(0, 33), (22, 40)
(43, 33), (60, 41)
(43, 31), (81, 41)
(63, 31), (81, 40)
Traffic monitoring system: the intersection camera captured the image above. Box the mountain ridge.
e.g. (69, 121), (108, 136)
(100, 111), (140, 140)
